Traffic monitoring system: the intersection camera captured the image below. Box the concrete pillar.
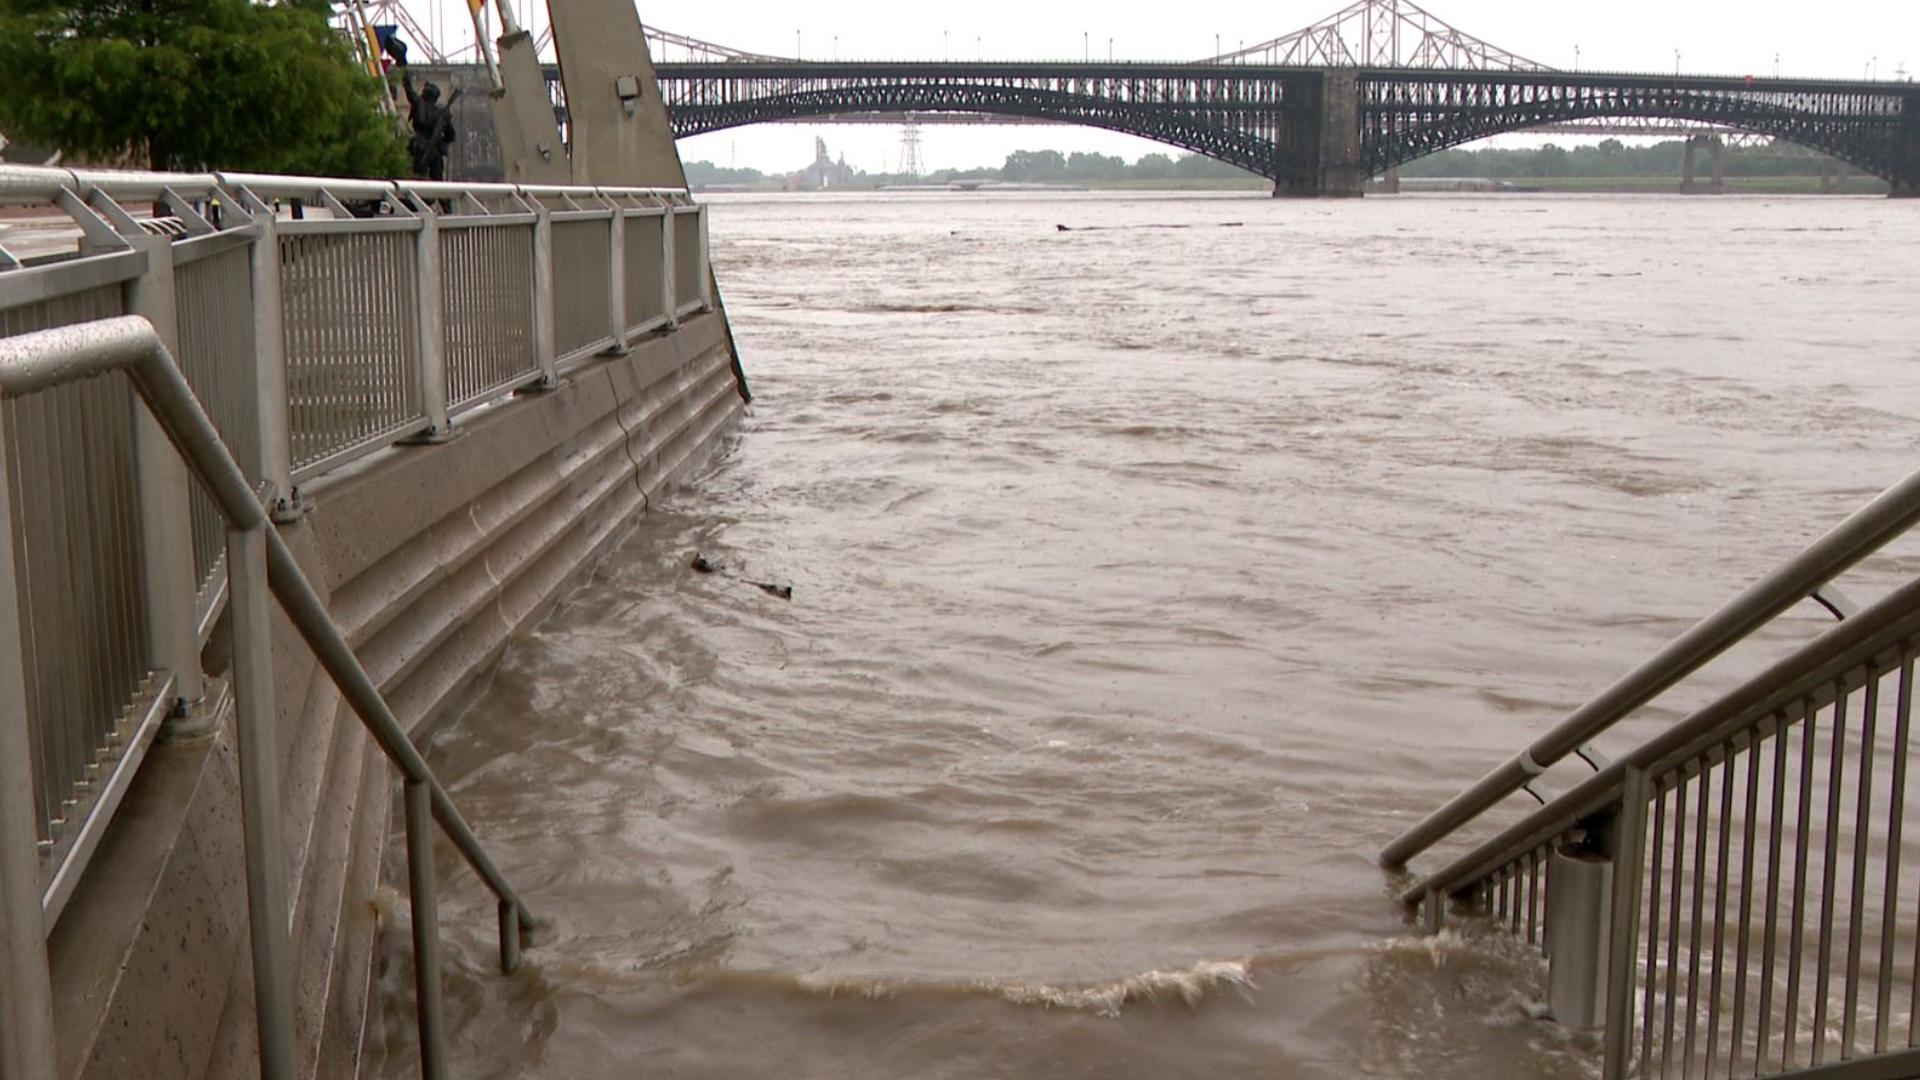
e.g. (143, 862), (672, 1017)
(1681, 136), (1699, 194)
(1273, 71), (1365, 198)
(1822, 159), (1837, 194)
(490, 29), (571, 184)
(1892, 179), (1918, 198)
(1708, 138), (1726, 194)
(1379, 167), (1401, 194)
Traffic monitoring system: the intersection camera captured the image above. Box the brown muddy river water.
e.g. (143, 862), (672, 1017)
(371, 191), (1920, 1078)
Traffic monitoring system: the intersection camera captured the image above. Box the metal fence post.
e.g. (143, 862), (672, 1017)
(405, 778), (450, 1080)
(697, 205), (713, 312)
(605, 199), (629, 353)
(0, 406), (57, 1080)
(1602, 768), (1652, 1080)
(529, 198), (558, 388)
(237, 191), (297, 520)
(123, 230), (207, 720)
(228, 521), (297, 1080)
(412, 208), (453, 438)
(661, 203), (679, 330)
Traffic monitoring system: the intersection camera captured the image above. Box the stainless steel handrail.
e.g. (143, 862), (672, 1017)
(0, 316), (530, 1080)
(1381, 466), (1920, 869)
(0, 161), (691, 206)
(1399, 574), (1920, 908)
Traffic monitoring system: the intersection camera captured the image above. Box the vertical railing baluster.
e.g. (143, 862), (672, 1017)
(1812, 682), (1850, 1066)
(1760, 716), (1792, 1068)
(1731, 725), (1765, 1078)
(1881, 651), (1913, 1054)
(1706, 744), (1735, 1077)
(1684, 761), (1712, 1072)
(1645, 781), (1668, 1076)
(1842, 668), (1879, 1059)
(1786, 702), (1820, 1071)
(1662, 771), (1689, 1080)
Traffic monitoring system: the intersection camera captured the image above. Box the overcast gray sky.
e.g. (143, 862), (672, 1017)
(404, 0), (1919, 172)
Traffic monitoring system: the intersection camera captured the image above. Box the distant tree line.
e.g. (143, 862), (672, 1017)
(685, 148), (1260, 189)
(1400, 138), (1863, 179)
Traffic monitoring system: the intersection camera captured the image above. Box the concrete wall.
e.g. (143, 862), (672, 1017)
(45, 318), (744, 1079)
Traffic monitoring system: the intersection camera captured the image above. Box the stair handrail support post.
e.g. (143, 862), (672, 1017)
(0, 403), (57, 1080)
(1601, 767), (1652, 1080)
(227, 516), (298, 1080)
(407, 199), (453, 438)
(404, 778), (451, 1080)
(119, 222), (207, 718)
(233, 188), (297, 520)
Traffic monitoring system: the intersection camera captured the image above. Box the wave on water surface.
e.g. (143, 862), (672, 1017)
(703, 959), (1257, 1020)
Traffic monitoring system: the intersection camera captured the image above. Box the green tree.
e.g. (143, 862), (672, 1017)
(1003, 149), (1066, 181)
(0, 0), (405, 176)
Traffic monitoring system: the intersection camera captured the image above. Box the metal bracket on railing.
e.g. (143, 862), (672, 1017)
(1522, 782), (1548, 806)
(1575, 744), (1611, 772)
(1811, 584), (1859, 621)
(0, 243), (18, 271)
(159, 188), (217, 237)
(57, 188), (133, 255)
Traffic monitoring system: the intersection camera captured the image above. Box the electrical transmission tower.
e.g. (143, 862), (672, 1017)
(898, 125), (924, 178)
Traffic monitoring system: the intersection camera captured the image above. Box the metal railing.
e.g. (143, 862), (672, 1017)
(0, 316), (534, 1080)
(0, 163), (713, 933)
(1393, 469), (1920, 1080)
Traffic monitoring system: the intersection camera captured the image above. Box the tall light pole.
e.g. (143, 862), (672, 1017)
(1109, 37), (1114, 62)
(832, 35), (838, 61)
(795, 29), (801, 59)
(1774, 52), (1781, 78)
(943, 29), (949, 61)
(1574, 44), (1580, 71)
(1215, 33), (1221, 59)
(1674, 49), (1681, 76)
(1083, 31), (1089, 62)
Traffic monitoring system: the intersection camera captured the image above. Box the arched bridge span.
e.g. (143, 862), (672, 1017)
(652, 62), (1920, 196)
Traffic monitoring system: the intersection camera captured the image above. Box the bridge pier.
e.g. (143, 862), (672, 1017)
(1894, 180), (1918, 198)
(1272, 71), (1367, 198)
(1681, 135), (1725, 195)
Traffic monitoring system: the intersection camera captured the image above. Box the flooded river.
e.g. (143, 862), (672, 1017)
(371, 191), (1920, 1078)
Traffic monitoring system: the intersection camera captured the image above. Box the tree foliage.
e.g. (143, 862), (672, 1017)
(1400, 138), (1855, 180)
(0, 0), (405, 176)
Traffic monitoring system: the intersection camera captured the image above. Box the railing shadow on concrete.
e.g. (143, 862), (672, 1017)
(1390, 468), (1920, 1080)
(0, 163), (713, 950)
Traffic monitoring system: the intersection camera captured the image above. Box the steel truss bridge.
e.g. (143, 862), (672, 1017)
(638, 0), (1919, 196)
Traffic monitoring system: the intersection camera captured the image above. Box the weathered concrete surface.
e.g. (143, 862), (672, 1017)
(1273, 71), (1367, 198)
(46, 317), (744, 1079)
(547, 0), (686, 188)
